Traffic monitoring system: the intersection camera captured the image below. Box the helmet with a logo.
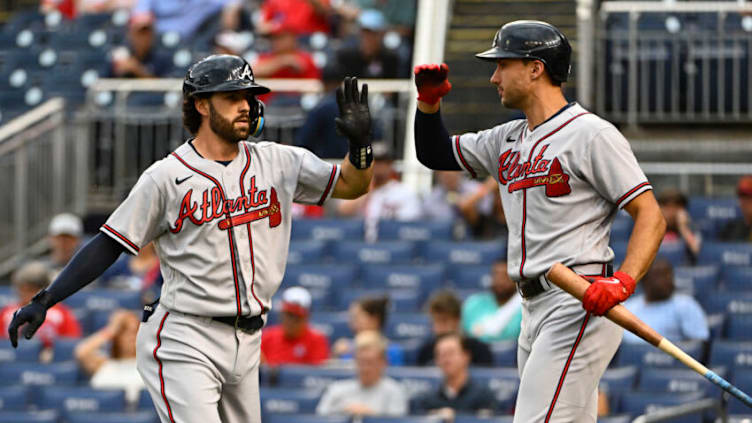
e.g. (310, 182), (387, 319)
(183, 55), (269, 136)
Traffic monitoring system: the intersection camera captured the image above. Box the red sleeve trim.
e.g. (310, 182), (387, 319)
(317, 165), (338, 206)
(616, 182), (652, 208)
(101, 224), (140, 253)
(454, 136), (477, 178)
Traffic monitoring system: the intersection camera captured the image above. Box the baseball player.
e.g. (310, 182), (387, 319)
(413, 21), (666, 422)
(8, 54), (374, 423)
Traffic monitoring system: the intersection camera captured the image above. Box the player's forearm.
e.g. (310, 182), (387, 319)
(417, 100), (440, 114)
(620, 192), (666, 281)
(332, 159), (372, 199)
(414, 108), (461, 171)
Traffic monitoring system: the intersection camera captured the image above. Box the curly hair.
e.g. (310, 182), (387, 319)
(182, 94), (207, 135)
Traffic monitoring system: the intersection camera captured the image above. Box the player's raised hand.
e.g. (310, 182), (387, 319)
(7, 290), (53, 348)
(414, 63), (452, 105)
(335, 76), (371, 148)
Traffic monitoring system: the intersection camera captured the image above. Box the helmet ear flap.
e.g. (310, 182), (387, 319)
(250, 98), (265, 137)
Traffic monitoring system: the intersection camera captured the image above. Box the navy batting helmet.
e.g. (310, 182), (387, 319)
(475, 20), (572, 83)
(183, 55), (269, 136)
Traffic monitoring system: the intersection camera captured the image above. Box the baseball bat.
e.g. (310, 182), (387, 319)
(546, 263), (752, 409)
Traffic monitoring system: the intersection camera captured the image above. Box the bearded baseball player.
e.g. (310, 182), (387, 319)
(8, 54), (373, 423)
(413, 21), (666, 422)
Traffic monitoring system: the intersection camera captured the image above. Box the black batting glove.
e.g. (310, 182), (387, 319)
(335, 77), (372, 169)
(8, 290), (54, 348)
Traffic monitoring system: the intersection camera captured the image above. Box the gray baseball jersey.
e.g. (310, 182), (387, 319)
(451, 102), (651, 280)
(101, 140), (340, 317)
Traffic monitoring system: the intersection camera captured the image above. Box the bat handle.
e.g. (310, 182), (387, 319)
(705, 370), (752, 408)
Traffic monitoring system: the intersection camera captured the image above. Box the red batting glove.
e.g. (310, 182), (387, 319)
(582, 271), (636, 316)
(414, 63), (452, 105)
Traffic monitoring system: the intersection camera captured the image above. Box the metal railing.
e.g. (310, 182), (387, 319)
(0, 98), (88, 276)
(82, 78), (412, 210)
(633, 397), (725, 423)
(595, 1), (752, 125)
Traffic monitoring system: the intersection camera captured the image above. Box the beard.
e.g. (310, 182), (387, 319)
(208, 102), (250, 143)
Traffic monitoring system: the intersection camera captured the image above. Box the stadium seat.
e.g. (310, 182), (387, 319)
(0, 287), (14, 307)
(363, 417), (448, 423)
(657, 241), (689, 267)
(455, 417), (513, 423)
(385, 367), (442, 398)
(617, 341), (703, 368)
(611, 241), (628, 265)
(274, 366), (351, 390)
(618, 391), (704, 420)
(332, 241), (417, 265)
(52, 338), (81, 362)
(710, 340), (752, 370)
(610, 216), (633, 243)
(638, 368), (720, 394)
(469, 367), (519, 412)
(259, 388), (321, 414)
(674, 265), (719, 296)
(282, 264), (358, 309)
(448, 265), (491, 290)
(291, 219), (363, 241)
(601, 366), (638, 394)
(37, 386), (125, 413)
(360, 264), (445, 297)
(729, 370), (752, 414)
(700, 292), (752, 314)
(0, 410), (59, 423)
(0, 340), (41, 363)
(700, 243), (752, 267)
(423, 241), (505, 265)
(728, 314), (752, 340)
(708, 313), (726, 339)
(385, 313), (432, 340)
(490, 341), (517, 367)
(726, 416), (752, 423)
(0, 386), (28, 411)
(337, 288), (421, 312)
(724, 267), (752, 291)
(308, 312), (350, 341)
(287, 240), (328, 265)
(398, 338), (423, 366)
(62, 289), (141, 311)
(137, 389), (153, 410)
(0, 362), (78, 386)
(598, 417), (632, 423)
(65, 411), (158, 423)
(378, 220), (453, 242)
(688, 197), (739, 238)
(264, 415), (348, 423)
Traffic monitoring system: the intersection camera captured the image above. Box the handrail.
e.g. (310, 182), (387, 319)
(601, 1), (752, 13)
(89, 78), (412, 94)
(0, 98), (65, 143)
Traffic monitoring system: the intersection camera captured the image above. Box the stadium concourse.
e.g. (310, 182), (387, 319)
(1, 1), (752, 423)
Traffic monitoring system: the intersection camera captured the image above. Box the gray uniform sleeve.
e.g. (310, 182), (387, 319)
(100, 171), (166, 255)
(293, 147), (341, 206)
(451, 126), (506, 180)
(583, 126), (652, 209)
(315, 384), (340, 415)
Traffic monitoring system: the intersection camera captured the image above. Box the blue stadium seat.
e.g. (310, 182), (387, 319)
(287, 240), (328, 265)
(378, 220), (453, 242)
(0, 287), (14, 307)
(62, 289), (141, 311)
(363, 417), (447, 423)
(337, 289), (421, 312)
(699, 243), (752, 267)
(610, 216), (633, 243)
(724, 267), (752, 291)
(638, 368), (720, 394)
(65, 411), (158, 423)
(701, 292), (752, 315)
(399, 338), (423, 366)
(51, 338), (79, 362)
(360, 264), (445, 295)
(657, 242), (689, 267)
(449, 265), (491, 290)
(275, 366), (351, 390)
(455, 417), (513, 423)
(0, 340), (41, 363)
(385, 314), (432, 340)
(291, 219), (363, 241)
(137, 389), (153, 410)
(282, 264), (358, 309)
(617, 341), (703, 368)
(727, 416), (752, 423)
(384, 367), (442, 398)
(259, 388), (321, 414)
(728, 314), (752, 340)
(729, 370), (752, 414)
(0, 362), (78, 386)
(264, 415), (348, 423)
(598, 417), (632, 423)
(673, 265), (719, 296)
(37, 386), (125, 413)
(0, 410), (59, 423)
(308, 313), (350, 342)
(332, 241), (417, 265)
(710, 341), (752, 370)
(688, 197), (739, 238)
(618, 391), (704, 419)
(469, 367), (519, 412)
(708, 313), (726, 339)
(423, 241), (505, 265)
(601, 366), (638, 394)
(490, 341), (517, 367)
(0, 386), (28, 411)
(611, 241), (628, 265)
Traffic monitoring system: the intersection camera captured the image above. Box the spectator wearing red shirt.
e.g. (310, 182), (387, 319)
(261, 286), (329, 365)
(1, 261), (81, 348)
(258, 0), (333, 36)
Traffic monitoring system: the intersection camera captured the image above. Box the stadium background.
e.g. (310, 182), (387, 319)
(0, 0), (752, 422)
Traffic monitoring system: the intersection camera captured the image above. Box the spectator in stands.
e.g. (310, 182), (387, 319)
(109, 12), (173, 78)
(213, 30), (254, 56)
(460, 178), (508, 239)
(0, 261), (81, 349)
(423, 171), (493, 236)
(337, 143), (422, 241)
(295, 64), (349, 158)
(44, 213), (83, 277)
(99, 242), (161, 298)
(258, 0), (333, 36)
(462, 259), (522, 342)
(75, 310), (144, 404)
(260, 286), (329, 365)
(347, 0), (416, 36)
(332, 295), (403, 364)
(132, 0), (243, 41)
(720, 175), (752, 242)
(335, 9), (401, 78)
(317, 330), (407, 416)
(42, 0), (136, 16)
(658, 188), (701, 263)
(622, 258), (709, 344)
(411, 332), (496, 418)
(417, 290), (493, 366)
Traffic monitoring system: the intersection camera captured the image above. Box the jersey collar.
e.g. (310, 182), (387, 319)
(530, 101), (577, 132)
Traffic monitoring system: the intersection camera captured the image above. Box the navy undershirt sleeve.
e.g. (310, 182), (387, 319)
(414, 108), (461, 171)
(45, 232), (127, 305)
